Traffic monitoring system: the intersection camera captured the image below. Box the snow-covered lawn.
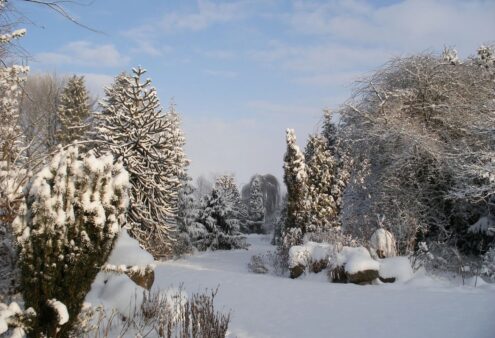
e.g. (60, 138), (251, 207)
(151, 235), (495, 338)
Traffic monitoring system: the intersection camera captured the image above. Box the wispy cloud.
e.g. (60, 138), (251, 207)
(81, 73), (114, 98)
(123, 25), (173, 57)
(160, 0), (250, 33)
(287, 0), (495, 53)
(36, 41), (130, 68)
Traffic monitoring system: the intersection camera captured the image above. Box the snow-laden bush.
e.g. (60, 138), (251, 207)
(481, 246), (495, 282)
(341, 46), (495, 254)
(0, 28), (29, 299)
(0, 302), (35, 338)
(289, 242), (333, 270)
(335, 247), (379, 275)
(288, 241), (333, 278)
(369, 228), (397, 259)
(75, 288), (230, 338)
(13, 146), (130, 337)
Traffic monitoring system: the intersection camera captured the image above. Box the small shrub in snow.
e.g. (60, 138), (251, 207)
(248, 255), (269, 274)
(481, 246), (495, 282)
(369, 228), (397, 259)
(76, 288), (230, 338)
(287, 241), (335, 278)
(13, 146), (130, 337)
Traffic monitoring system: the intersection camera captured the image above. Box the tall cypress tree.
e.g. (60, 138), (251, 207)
(248, 175), (265, 233)
(283, 129), (308, 244)
(305, 135), (338, 232)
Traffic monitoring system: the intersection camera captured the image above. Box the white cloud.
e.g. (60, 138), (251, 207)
(160, 0), (249, 33)
(287, 0), (495, 53)
(36, 41), (130, 68)
(123, 25), (173, 57)
(81, 73), (114, 98)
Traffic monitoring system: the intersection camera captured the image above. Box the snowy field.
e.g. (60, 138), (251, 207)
(87, 234), (495, 338)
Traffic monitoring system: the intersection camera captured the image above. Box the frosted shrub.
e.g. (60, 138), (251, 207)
(481, 246), (495, 282)
(369, 228), (397, 259)
(75, 289), (230, 338)
(13, 146), (130, 337)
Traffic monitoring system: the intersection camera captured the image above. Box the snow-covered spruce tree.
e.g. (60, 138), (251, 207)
(321, 109), (338, 154)
(247, 175), (265, 234)
(165, 101), (189, 223)
(194, 175), (247, 251)
(304, 135), (338, 233)
(211, 175), (242, 235)
(282, 129), (308, 246)
(12, 146), (129, 338)
(56, 75), (90, 145)
(340, 47), (495, 255)
(241, 174), (281, 232)
(90, 68), (186, 258)
(320, 110), (351, 222)
(175, 174), (197, 256)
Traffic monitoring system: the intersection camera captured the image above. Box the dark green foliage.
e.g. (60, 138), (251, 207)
(13, 147), (129, 337)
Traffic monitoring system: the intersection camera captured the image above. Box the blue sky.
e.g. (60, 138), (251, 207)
(15, 0), (495, 186)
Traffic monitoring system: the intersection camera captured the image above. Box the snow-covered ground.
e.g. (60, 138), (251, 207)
(89, 234), (495, 338)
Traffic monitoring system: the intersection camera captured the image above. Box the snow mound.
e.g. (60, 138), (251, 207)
(107, 229), (154, 266)
(337, 246), (379, 274)
(47, 299), (69, 325)
(86, 229), (156, 314)
(379, 257), (413, 282)
(289, 241), (333, 268)
(96, 274), (145, 314)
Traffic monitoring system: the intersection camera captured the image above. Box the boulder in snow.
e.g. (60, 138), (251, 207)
(290, 264), (305, 279)
(288, 241), (333, 278)
(378, 257), (413, 283)
(330, 246), (380, 284)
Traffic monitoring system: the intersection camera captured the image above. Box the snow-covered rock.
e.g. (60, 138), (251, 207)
(378, 257), (414, 283)
(330, 246), (380, 284)
(289, 241), (333, 278)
